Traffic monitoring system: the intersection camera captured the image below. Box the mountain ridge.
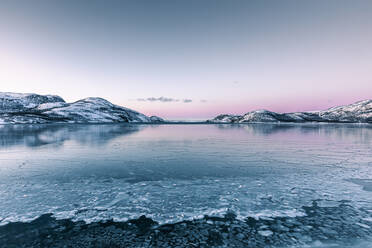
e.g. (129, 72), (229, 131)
(1, 93), (371, 124)
(209, 99), (372, 124)
(0, 92), (163, 124)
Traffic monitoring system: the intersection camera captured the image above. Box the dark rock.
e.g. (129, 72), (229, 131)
(129, 215), (157, 234)
(224, 209), (237, 221)
(207, 230), (223, 246)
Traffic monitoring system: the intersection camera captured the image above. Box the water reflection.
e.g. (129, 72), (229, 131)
(0, 124), (144, 148)
(0, 123), (371, 150)
(216, 123), (372, 142)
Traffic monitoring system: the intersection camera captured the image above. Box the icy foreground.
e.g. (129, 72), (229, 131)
(209, 100), (372, 123)
(0, 124), (371, 247)
(1, 204), (371, 248)
(0, 92), (163, 124)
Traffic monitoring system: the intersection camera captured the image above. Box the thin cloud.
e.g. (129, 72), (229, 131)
(147, 97), (178, 102)
(137, 97), (193, 103)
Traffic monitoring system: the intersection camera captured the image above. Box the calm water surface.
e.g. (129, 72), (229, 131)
(0, 123), (371, 246)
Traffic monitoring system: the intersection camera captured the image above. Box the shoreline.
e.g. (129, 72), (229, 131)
(1, 203), (371, 248)
(0, 121), (371, 126)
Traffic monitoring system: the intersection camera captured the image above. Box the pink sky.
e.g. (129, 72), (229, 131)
(0, 1), (371, 119)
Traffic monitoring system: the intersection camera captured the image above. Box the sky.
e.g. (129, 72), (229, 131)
(0, 0), (371, 119)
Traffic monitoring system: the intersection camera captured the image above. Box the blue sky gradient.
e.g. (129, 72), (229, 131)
(1, 0), (371, 119)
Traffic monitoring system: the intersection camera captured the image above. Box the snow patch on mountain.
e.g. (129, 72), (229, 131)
(0, 93), (163, 124)
(209, 100), (372, 124)
(0, 92), (65, 114)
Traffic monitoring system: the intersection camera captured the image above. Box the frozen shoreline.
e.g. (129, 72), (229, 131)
(1, 203), (372, 248)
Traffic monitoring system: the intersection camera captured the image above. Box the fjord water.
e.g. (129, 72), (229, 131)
(0, 124), (372, 246)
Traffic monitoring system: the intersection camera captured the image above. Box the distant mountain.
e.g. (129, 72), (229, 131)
(0, 92), (164, 124)
(209, 100), (372, 124)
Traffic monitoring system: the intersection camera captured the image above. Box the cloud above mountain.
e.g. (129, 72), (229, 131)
(137, 97), (192, 103)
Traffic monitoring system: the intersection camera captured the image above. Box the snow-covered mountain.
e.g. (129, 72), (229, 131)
(0, 92), (164, 124)
(209, 100), (372, 124)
